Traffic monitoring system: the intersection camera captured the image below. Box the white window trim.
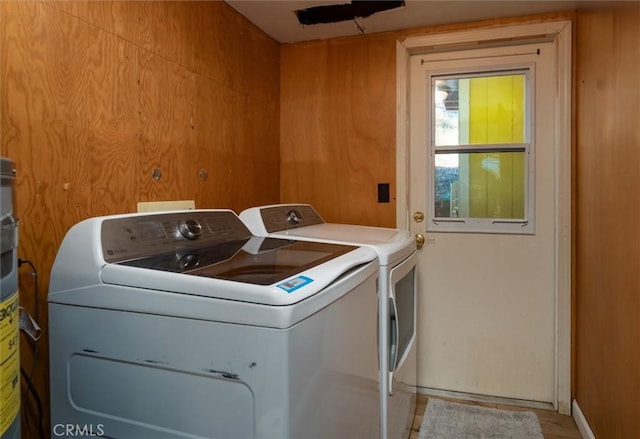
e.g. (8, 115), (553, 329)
(395, 20), (572, 415)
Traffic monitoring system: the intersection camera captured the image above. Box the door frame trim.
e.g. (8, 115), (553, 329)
(395, 20), (572, 414)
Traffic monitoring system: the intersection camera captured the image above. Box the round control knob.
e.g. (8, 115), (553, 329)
(178, 219), (202, 240)
(286, 210), (302, 225)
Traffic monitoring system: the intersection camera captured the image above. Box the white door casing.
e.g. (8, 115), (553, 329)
(396, 21), (572, 414)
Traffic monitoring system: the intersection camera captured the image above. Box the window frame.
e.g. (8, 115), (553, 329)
(426, 65), (536, 235)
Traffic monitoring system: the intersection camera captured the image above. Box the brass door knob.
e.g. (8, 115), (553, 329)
(415, 233), (426, 249)
(413, 211), (425, 223)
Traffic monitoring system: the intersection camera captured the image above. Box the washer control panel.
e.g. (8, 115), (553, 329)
(286, 209), (303, 225)
(260, 204), (324, 233)
(178, 219), (203, 240)
(101, 210), (250, 263)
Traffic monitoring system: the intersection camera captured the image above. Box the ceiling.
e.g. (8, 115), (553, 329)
(224, 0), (613, 43)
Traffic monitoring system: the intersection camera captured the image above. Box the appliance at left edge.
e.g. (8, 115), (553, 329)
(1, 158), (20, 439)
(1, 158), (19, 439)
(48, 209), (381, 438)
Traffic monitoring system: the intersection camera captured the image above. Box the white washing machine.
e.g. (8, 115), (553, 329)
(240, 204), (417, 439)
(48, 209), (381, 439)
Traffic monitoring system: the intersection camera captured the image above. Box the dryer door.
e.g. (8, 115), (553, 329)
(388, 252), (417, 394)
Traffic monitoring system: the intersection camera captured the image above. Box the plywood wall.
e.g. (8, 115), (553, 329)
(575, 4), (640, 438)
(280, 34), (398, 227)
(0, 1), (279, 433)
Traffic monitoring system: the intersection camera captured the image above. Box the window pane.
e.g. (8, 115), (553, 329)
(434, 73), (526, 146)
(434, 151), (525, 219)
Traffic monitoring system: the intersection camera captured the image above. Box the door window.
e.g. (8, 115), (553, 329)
(429, 70), (533, 234)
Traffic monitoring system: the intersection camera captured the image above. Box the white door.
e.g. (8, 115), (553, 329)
(405, 30), (570, 406)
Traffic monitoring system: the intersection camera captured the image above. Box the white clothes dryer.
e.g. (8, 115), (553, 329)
(48, 209), (380, 439)
(240, 204), (417, 439)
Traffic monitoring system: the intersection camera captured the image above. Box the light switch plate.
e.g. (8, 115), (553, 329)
(377, 183), (390, 203)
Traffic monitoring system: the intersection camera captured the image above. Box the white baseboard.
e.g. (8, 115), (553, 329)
(572, 399), (596, 439)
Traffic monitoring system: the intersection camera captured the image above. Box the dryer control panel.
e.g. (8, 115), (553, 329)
(260, 204), (324, 233)
(101, 211), (251, 263)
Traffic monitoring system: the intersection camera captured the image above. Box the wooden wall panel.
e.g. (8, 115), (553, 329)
(138, 48), (198, 202)
(1, 1), (279, 433)
(138, 1), (199, 68)
(280, 35), (397, 227)
(575, 4), (640, 438)
(231, 95), (281, 209)
(56, 0), (139, 42)
(206, 2), (280, 105)
(194, 76), (238, 209)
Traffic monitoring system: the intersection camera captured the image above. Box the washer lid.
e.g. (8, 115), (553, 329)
(101, 237), (377, 306)
(116, 236), (357, 286)
(277, 224), (414, 265)
(240, 204), (415, 265)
